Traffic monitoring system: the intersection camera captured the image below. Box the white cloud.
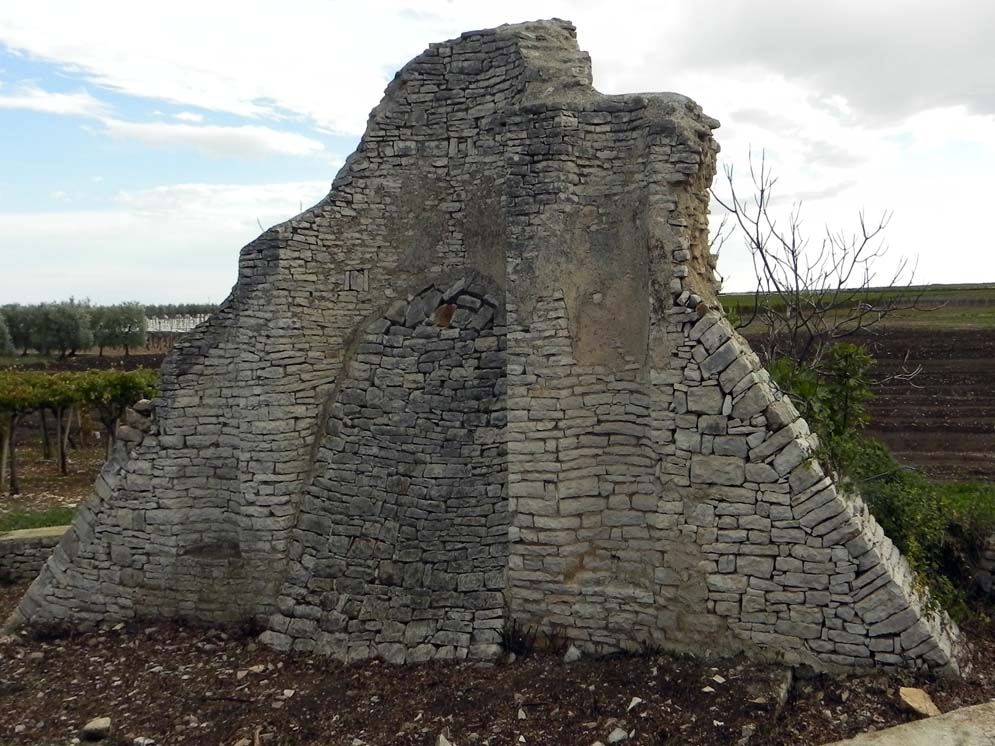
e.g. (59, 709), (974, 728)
(0, 180), (330, 304)
(0, 81), (108, 117)
(0, 77), (326, 158)
(656, 0), (995, 125)
(0, 2), (994, 296)
(115, 180), (330, 222)
(101, 118), (325, 158)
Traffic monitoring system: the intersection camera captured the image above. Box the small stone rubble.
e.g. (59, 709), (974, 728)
(7, 19), (959, 674)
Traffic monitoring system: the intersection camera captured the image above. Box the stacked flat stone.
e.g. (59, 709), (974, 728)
(0, 527), (67, 585)
(263, 278), (507, 663)
(7, 19), (960, 674)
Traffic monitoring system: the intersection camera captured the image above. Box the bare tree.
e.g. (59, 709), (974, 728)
(712, 149), (930, 371)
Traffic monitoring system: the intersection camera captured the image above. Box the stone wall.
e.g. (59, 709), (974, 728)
(263, 277), (508, 663)
(8, 19), (960, 674)
(0, 527), (67, 585)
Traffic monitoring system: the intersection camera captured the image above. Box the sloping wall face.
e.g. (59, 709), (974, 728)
(264, 279), (508, 663)
(10, 19), (960, 674)
(10, 19), (530, 628)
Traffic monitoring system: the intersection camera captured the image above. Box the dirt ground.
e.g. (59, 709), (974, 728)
(739, 324), (995, 483)
(0, 443), (104, 517)
(1, 352), (166, 373)
(2, 583), (995, 746)
(864, 327), (995, 482)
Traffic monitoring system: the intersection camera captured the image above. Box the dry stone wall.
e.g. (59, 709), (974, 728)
(263, 278), (508, 663)
(0, 527), (67, 585)
(8, 19), (960, 674)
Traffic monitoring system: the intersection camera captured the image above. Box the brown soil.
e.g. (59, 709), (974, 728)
(1, 583), (995, 746)
(1, 352), (166, 373)
(0, 443), (103, 516)
(863, 327), (995, 482)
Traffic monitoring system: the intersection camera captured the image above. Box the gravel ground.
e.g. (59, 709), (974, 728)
(3, 583), (995, 746)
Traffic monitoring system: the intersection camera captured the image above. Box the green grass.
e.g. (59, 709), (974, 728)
(0, 353), (56, 369)
(721, 282), (995, 331)
(943, 481), (995, 536)
(721, 282), (995, 304)
(0, 506), (76, 533)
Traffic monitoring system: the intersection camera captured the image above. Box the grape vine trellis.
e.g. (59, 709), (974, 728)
(0, 369), (157, 496)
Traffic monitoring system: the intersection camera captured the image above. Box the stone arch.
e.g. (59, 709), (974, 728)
(263, 277), (508, 663)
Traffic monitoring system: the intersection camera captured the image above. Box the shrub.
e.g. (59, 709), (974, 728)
(1, 369), (158, 493)
(76, 368), (158, 455)
(768, 342), (874, 478)
(2, 305), (39, 355)
(848, 438), (995, 619)
(768, 342), (995, 619)
(850, 439), (947, 573)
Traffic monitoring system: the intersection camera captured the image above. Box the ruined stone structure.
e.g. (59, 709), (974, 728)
(9, 20), (960, 674)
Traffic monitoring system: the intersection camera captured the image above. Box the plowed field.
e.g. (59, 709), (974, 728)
(864, 327), (995, 481)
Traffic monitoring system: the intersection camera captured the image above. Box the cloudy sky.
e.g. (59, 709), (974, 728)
(1, 0), (992, 303)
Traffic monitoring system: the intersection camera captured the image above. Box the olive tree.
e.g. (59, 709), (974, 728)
(92, 302), (148, 356)
(2, 305), (39, 356)
(33, 300), (93, 358)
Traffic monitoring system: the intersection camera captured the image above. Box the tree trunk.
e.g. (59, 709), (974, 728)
(104, 419), (116, 459)
(77, 407), (86, 448)
(0, 419), (8, 495)
(8, 413), (20, 495)
(62, 406), (71, 454)
(40, 408), (52, 460)
(56, 407), (68, 476)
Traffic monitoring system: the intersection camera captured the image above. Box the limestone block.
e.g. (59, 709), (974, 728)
(690, 454), (746, 486)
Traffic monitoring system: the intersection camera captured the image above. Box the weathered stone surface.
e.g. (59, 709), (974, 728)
(899, 687), (942, 717)
(7, 19), (959, 677)
(82, 717), (111, 741)
(691, 455), (746, 486)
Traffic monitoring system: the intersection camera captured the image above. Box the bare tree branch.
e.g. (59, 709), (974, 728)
(712, 149), (936, 369)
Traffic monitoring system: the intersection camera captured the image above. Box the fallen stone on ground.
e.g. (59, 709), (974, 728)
(898, 687), (942, 718)
(81, 716), (111, 740)
(824, 700), (995, 745)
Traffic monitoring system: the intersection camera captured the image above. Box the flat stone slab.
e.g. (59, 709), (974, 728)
(0, 525), (69, 541)
(825, 701), (995, 745)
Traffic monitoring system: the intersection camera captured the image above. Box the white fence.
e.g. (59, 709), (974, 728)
(146, 314), (210, 333)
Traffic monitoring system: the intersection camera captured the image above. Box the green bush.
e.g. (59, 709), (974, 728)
(1, 369), (158, 493)
(768, 342), (995, 619)
(850, 440), (947, 571)
(768, 342), (874, 478)
(2, 305), (38, 355)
